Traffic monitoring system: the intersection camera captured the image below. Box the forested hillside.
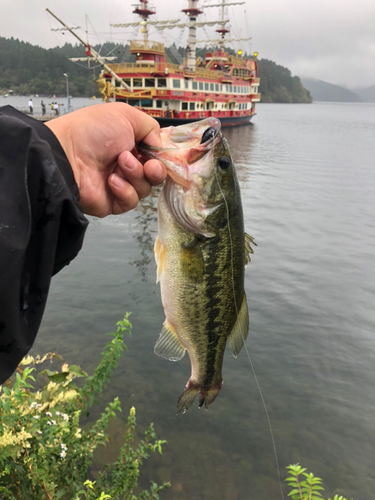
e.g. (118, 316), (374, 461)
(257, 59), (312, 103)
(0, 38), (108, 96)
(0, 36), (311, 104)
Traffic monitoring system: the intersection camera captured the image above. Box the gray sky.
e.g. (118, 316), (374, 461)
(2, 0), (374, 89)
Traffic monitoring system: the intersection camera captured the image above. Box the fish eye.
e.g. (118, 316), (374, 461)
(218, 155), (231, 170)
(200, 127), (217, 144)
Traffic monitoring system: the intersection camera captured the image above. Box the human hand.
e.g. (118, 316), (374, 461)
(45, 103), (167, 217)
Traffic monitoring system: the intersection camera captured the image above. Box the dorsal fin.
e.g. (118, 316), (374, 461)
(244, 233), (257, 266)
(227, 295), (249, 358)
(154, 320), (186, 361)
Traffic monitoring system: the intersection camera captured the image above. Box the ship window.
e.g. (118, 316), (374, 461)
(122, 78), (131, 88)
(128, 99), (140, 107)
(156, 100), (163, 108)
(141, 99), (153, 107)
(215, 84), (219, 92)
(185, 80), (189, 89)
(192, 81), (198, 90)
(199, 82), (203, 90)
(133, 78), (143, 87)
(210, 83), (214, 91)
(189, 102), (195, 110)
(234, 86), (237, 93)
(145, 78), (155, 87)
(229, 85), (233, 92)
(157, 78), (167, 88)
(182, 102), (188, 110)
(220, 85), (223, 92)
(173, 79), (181, 88)
(205, 82), (209, 91)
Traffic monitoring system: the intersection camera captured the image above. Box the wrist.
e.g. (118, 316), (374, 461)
(45, 118), (81, 189)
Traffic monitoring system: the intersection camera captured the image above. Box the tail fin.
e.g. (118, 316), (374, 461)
(176, 380), (223, 414)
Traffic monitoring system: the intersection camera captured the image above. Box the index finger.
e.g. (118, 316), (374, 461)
(130, 108), (163, 148)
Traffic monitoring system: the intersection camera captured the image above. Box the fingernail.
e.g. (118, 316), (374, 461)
(111, 174), (125, 188)
(153, 163), (164, 179)
(124, 152), (138, 170)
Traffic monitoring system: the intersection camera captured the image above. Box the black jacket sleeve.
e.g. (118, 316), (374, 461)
(0, 106), (88, 383)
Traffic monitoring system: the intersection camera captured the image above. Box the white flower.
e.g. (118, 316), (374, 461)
(29, 402), (37, 409)
(51, 420), (56, 425)
(61, 443), (67, 450)
(55, 411), (60, 415)
(47, 421), (52, 425)
(62, 414), (69, 421)
(60, 450), (66, 458)
(37, 431), (42, 435)
(33, 415), (40, 419)
(45, 412), (52, 417)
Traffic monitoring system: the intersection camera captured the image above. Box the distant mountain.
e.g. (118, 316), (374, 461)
(258, 59), (312, 103)
(301, 78), (361, 102)
(355, 85), (375, 103)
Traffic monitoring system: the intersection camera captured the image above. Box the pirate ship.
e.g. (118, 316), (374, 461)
(48, 1), (261, 127)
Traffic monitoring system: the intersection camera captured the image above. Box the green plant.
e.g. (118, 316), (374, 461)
(285, 464), (352, 500)
(0, 314), (170, 500)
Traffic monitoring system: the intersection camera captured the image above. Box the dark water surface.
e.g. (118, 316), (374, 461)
(32, 102), (375, 499)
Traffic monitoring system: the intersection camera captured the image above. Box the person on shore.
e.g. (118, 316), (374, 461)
(0, 103), (167, 384)
(28, 98), (33, 115)
(41, 100), (46, 116)
(54, 102), (59, 116)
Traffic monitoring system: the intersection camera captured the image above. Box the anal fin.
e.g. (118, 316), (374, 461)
(155, 319), (186, 361)
(227, 294), (249, 358)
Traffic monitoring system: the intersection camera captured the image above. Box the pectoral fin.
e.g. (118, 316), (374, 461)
(244, 233), (257, 266)
(154, 235), (165, 283)
(227, 295), (249, 358)
(155, 319), (186, 361)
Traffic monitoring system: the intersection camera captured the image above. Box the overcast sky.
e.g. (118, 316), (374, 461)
(2, 0), (374, 89)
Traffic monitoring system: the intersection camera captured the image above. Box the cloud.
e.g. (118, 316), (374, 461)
(1, 0), (374, 89)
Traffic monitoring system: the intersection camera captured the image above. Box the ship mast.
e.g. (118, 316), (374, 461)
(216, 0), (230, 51)
(198, 1), (251, 48)
(46, 9), (132, 92)
(132, 0), (155, 46)
(181, 1), (203, 70)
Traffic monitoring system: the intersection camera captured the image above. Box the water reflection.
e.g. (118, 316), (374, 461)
(223, 124), (257, 186)
(131, 188), (160, 282)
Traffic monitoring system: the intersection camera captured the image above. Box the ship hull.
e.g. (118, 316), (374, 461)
(154, 113), (256, 128)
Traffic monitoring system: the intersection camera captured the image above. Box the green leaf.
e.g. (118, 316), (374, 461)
(287, 489), (301, 496)
(68, 365), (88, 378)
(47, 372), (70, 383)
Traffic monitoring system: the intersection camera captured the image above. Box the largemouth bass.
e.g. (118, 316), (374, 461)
(138, 118), (255, 413)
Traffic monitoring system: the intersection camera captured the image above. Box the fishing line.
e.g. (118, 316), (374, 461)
(213, 165), (285, 500)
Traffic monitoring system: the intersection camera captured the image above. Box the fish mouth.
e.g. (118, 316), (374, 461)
(137, 118), (221, 187)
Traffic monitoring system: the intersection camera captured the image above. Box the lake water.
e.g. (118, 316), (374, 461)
(0, 95), (102, 115)
(24, 101), (375, 499)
